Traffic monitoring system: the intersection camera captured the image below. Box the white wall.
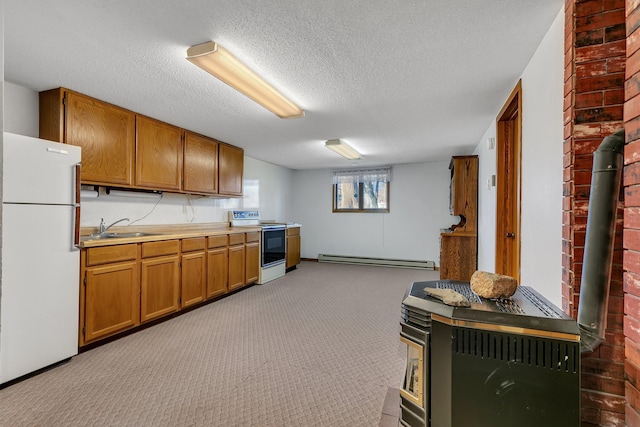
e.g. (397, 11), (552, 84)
(474, 8), (564, 306)
(2, 83), (295, 228)
(3, 81), (38, 137)
(292, 162), (452, 264)
(475, 122), (497, 272)
(80, 158), (293, 227)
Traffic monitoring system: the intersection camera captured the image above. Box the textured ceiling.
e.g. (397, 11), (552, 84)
(5, 0), (562, 170)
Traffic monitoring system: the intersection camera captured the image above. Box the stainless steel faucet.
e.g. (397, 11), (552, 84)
(99, 217), (130, 234)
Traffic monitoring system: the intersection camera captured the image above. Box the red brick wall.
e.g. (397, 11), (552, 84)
(563, 0), (626, 425)
(625, 1), (640, 425)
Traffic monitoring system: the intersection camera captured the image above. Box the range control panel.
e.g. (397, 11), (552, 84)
(229, 210), (260, 220)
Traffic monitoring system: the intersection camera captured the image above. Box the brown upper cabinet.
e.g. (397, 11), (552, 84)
(40, 88), (135, 186)
(219, 143), (244, 196)
(135, 116), (183, 191)
(183, 131), (219, 195)
(39, 88), (244, 196)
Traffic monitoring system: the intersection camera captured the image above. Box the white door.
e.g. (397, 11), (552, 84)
(0, 204), (79, 383)
(3, 132), (80, 205)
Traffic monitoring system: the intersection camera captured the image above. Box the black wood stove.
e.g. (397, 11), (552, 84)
(399, 280), (580, 427)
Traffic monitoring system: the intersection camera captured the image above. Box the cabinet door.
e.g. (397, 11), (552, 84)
(181, 251), (206, 308)
(286, 234), (301, 269)
(140, 255), (180, 322)
(65, 91), (135, 186)
(184, 131), (218, 194)
(136, 116), (183, 191)
(439, 233), (477, 281)
(245, 242), (259, 284)
(218, 143), (244, 196)
(228, 244), (246, 291)
(207, 247), (228, 298)
(84, 261), (139, 343)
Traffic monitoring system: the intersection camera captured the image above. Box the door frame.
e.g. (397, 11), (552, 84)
(495, 80), (522, 282)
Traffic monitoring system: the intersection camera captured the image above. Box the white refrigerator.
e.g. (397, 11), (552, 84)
(0, 132), (81, 385)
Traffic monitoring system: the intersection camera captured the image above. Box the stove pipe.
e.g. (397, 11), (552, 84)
(578, 129), (624, 353)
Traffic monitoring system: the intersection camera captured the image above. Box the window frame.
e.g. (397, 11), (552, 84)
(332, 181), (390, 213)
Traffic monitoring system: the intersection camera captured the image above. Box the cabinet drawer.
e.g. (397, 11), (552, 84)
(182, 237), (206, 252)
(229, 233), (245, 246)
(86, 244), (137, 266)
(246, 232), (260, 243)
(208, 235), (228, 249)
(141, 240), (179, 258)
(286, 227), (300, 236)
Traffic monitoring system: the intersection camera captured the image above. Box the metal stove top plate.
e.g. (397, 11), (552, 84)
(402, 280), (579, 336)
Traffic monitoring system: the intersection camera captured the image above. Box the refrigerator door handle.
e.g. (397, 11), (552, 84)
(73, 163), (81, 248)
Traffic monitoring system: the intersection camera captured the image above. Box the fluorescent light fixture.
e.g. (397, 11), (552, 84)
(186, 41), (304, 119)
(324, 139), (362, 160)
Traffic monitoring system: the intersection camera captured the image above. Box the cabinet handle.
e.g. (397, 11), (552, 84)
(506, 232), (515, 238)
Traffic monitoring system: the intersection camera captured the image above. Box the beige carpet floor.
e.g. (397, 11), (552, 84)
(0, 261), (438, 426)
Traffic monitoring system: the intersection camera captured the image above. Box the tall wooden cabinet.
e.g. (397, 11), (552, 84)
(440, 156), (478, 281)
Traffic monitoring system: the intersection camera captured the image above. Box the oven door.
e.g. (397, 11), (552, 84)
(262, 227), (286, 268)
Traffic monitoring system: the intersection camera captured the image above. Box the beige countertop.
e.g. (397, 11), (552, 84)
(79, 222), (262, 248)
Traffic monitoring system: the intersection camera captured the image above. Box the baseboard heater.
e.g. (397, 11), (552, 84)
(317, 254), (435, 270)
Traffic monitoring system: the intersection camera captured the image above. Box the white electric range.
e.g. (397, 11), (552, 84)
(229, 210), (287, 284)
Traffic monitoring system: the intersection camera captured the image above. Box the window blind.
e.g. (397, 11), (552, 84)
(331, 166), (392, 185)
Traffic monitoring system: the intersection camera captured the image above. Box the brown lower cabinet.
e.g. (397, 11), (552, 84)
(228, 233), (246, 291)
(286, 227), (301, 269)
(181, 238), (207, 308)
(79, 232), (259, 346)
(140, 240), (180, 323)
(439, 233), (477, 281)
(81, 244), (139, 345)
(245, 232), (260, 284)
(207, 235), (228, 299)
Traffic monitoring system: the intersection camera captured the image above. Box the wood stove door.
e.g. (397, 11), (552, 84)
(400, 325), (430, 427)
(400, 336), (423, 407)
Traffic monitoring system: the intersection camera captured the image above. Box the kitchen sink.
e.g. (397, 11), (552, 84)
(86, 232), (158, 239)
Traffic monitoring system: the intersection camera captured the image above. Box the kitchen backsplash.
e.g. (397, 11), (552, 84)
(80, 156), (294, 227)
(80, 188), (241, 227)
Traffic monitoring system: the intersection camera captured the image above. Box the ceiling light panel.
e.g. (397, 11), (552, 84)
(186, 41), (304, 119)
(324, 139), (362, 160)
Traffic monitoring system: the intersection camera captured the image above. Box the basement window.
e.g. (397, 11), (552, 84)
(332, 166), (391, 212)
